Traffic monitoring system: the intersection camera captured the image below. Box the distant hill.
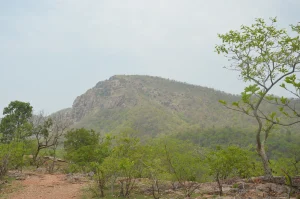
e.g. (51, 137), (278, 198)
(55, 75), (264, 137)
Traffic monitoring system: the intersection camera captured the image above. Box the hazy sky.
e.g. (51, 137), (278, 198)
(1, 0), (299, 115)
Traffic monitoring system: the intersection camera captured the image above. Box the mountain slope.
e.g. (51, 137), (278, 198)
(56, 75), (259, 136)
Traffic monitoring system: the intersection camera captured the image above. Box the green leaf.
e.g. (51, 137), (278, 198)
(232, 102), (239, 107)
(279, 83), (286, 89)
(265, 95), (275, 101)
(270, 112), (276, 119)
(280, 97), (287, 104)
(219, 100), (227, 105)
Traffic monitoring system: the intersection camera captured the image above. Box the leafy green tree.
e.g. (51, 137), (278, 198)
(64, 128), (101, 170)
(274, 158), (298, 176)
(99, 156), (119, 197)
(216, 18), (300, 178)
(0, 144), (10, 179)
(206, 146), (260, 196)
(140, 141), (169, 199)
(64, 128), (113, 197)
(0, 101), (33, 143)
(86, 135), (113, 198)
(161, 138), (206, 197)
(0, 101), (34, 172)
(100, 128), (143, 198)
(90, 163), (107, 198)
(0, 140), (34, 177)
(272, 156), (300, 177)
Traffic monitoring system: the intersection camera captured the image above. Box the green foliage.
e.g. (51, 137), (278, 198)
(272, 157), (300, 177)
(0, 144), (10, 179)
(141, 140), (169, 179)
(139, 142), (169, 198)
(100, 128), (143, 198)
(64, 128), (113, 196)
(162, 138), (205, 182)
(156, 138), (207, 197)
(0, 140), (34, 178)
(8, 142), (28, 169)
(205, 145), (262, 195)
(173, 126), (300, 165)
(0, 101), (36, 174)
(206, 146), (260, 180)
(174, 126), (260, 149)
(0, 101), (33, 143)
(109, 129), (142, 178)
(216, 17), (300, 177)
(64, 128), (99, 151)
(64, 128), (111, 171)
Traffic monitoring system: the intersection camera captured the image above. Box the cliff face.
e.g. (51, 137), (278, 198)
(71, 76), (138, 122)
(56, 75), (253, 135)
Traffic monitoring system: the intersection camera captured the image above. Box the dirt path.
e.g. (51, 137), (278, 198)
(7, 173), (86, 199)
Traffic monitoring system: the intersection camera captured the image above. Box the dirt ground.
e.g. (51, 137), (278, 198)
(6, 173), (86, 199)
(2, 172), (300, 199)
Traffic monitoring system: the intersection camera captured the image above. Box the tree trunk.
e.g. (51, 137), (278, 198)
(110, 175), (116, 197)
(258, 144), (273, 179)
(151, 178), (160, 199)
(216, 174), (222, 196)
(33, 147), (41, 167)
(99, 186), (104, 198)
(96, 170), (105, 197)
(254, 109), (273, 179)
(119, 181), (125, 197)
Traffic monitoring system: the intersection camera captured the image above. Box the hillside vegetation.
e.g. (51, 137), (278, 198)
(55, 75), (298, 138)
(61, 75), (254, 135)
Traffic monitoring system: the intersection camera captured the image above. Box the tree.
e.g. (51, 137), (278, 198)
(31, 112), (54, 167)
(64, 127), (114, 197)
(64, 128), (101, 170)
(216, 18), (300, 178)
(0, 144), (10, 179)
(205, 146), (260, 196)
(101, 128), (143, 198)
(46, 112), (72, 173)
(64, 128), (112, 197)
(0, 101), (34, 172)
(161, 138), (205, 197)
(0, 101), (33, 143)
(88, 136), (113, 198)
(141, 141), (168, 199)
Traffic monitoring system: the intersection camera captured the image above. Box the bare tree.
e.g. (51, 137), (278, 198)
(47, 112), (72, 173)
(31, 112), (53, 167)
(31, 111), (72, 169)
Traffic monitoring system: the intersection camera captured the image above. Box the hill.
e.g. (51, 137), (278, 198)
(55, 75), (261, 137)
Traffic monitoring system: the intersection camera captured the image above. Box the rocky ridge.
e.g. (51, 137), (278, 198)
(53, 75), (295, 136)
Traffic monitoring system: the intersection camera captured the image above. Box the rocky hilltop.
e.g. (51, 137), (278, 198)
(56, 75), (254, 136)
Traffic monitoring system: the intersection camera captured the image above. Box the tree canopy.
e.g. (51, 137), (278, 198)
(0, 100), (33, 143)
(216, 17), (300, 178)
